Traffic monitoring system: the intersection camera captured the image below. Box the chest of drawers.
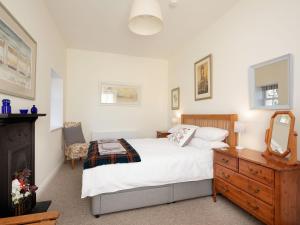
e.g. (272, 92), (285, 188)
(213, 148), (300, 225)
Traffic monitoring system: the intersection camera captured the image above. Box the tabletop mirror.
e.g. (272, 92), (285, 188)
(263, 111), (298, 165)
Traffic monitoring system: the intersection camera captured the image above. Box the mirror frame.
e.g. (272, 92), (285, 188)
(263, 111), (298, 165)
(249, 54), (293, 110)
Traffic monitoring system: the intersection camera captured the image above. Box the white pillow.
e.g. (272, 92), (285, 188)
(194, 127), (229, 142)
(189, 138), (229, 149)
(168, 127), (196, 147)
(168, 124), (198, 133)
(210, 141), (229, 149)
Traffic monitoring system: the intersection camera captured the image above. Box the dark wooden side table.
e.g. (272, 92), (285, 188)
(156, 131), (171, 138)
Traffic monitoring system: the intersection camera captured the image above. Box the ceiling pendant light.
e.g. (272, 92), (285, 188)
(128, 0), (163, 36)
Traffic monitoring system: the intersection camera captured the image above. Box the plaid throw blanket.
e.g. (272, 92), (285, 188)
(84, 139), (141, 169)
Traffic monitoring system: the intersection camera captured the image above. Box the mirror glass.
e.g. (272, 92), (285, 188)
(270, 114), (291, 154)
(249, 54), (292, 110)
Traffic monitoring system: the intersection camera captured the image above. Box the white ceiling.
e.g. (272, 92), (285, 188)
(45, 0), (238, 59)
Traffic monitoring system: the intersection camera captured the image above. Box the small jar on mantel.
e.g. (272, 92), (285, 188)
(31, 105), (38, 114)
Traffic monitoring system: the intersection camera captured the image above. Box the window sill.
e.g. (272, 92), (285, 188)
(50, 126), (63, 132)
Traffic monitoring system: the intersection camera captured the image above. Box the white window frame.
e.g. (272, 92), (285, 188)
(248, 54), (293, 110)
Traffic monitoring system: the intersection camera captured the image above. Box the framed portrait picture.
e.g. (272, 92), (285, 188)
(0, 3), (37, 99)
(194, 54), (212, 101)
(100, 82), (141, 106)
(171, 87), (180, 110)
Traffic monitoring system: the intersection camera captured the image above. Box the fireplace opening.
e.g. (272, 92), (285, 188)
(11, 149), (29, 177)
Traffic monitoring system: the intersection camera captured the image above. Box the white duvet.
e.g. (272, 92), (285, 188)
(81, 138), (213, 198)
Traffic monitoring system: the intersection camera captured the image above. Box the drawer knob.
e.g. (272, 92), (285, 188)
(221, 158), (229, 164)
(248, 167), (259, 175)
(220, 187), (229, 194)
(247, 202), (259, 211)
(221, 172), (230, 180)
(263, 176), (269, 182)
(248, 185), (260, 194)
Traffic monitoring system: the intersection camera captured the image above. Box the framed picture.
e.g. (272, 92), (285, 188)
(0, 3), (37, 100)
(171, 87), (180, 110)
(100, 82), (141, 105)
(194, 54), (212, 101)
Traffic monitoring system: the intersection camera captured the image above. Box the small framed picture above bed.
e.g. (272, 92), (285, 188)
(171, 87), (180, 110)
(100, 82), (141, 106)
(194, 54), (212, 101)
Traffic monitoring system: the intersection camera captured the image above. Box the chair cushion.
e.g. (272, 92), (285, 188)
(63, 124), (86, 146)
(65, 143), (88, 160)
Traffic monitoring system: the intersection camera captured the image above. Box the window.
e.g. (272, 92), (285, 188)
(50, 69), (63, 131)
(249, 54), (292, 110)
(262, 84), (279, 107)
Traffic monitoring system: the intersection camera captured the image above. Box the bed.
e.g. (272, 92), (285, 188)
(82, 114), (238, 217)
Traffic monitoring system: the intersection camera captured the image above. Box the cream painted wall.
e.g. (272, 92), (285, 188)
(1, 0), (66, 190)
(66, 49), (168, 140)
(168, 0), (300, 156)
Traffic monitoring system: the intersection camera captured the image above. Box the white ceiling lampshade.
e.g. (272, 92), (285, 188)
(129, 0), (163, 36)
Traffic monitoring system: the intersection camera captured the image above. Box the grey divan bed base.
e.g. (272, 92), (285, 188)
(91, 179), (212, 217)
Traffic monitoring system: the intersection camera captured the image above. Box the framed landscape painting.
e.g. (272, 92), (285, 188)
(100, 82), (141, 105)
(194, 54), (212, 101)
(171, 87), (180, 110)
(0, 3), (37, 99)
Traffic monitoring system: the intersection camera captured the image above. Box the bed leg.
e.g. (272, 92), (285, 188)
(212, 195), (217, 202)
(94, 215), (100, 218)
(71, 159), (75, 169)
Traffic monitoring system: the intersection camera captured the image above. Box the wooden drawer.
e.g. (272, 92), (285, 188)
(215, 164), (274, 205)
(215, 178), (274, 225)
(239, 160), (274, 187)
(214, 152), (238, 171)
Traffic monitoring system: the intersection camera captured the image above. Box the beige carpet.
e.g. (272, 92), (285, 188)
(39, 163), (263, 225)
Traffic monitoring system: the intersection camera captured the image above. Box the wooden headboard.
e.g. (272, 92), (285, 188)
(181, 114), (238, 147)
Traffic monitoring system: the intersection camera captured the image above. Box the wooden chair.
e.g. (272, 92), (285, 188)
(0, 211), (59, 225)
(63, 122), (88, 169)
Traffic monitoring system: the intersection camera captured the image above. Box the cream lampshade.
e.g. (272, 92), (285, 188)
(128, 0), (163, 36)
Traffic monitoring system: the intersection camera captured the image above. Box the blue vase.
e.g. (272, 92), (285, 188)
(31, 105), (38, 114)
(2, 99), (11, 114)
